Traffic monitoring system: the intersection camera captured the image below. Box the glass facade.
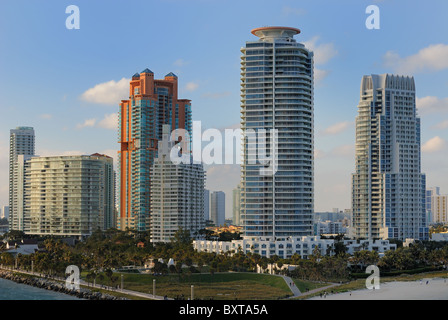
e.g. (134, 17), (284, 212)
(240, 27), (314, 238)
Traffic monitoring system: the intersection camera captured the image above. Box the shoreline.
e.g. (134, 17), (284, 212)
(0, 269), (126, 300)
(307, 277), (448, 300)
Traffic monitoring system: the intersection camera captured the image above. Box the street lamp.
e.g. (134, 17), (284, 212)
(153, 279), (156, 297)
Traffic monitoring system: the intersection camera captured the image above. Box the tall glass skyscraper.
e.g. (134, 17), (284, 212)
(118, 69), (192, 231)
(352, 74), (428, 241)
(211, 191), (225, 227)
(240, 27), (314, 238)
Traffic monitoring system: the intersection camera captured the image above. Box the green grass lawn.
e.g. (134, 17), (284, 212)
(82, 272), (293, 300)
(291, 279), (330, 293)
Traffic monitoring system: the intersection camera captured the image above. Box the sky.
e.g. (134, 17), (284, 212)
(1, 0), (448, 219)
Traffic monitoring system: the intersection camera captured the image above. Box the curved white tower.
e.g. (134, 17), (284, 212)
(240, 27), (314, 238)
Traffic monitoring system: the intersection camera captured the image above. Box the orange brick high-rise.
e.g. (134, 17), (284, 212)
(118, 69), (192, 231)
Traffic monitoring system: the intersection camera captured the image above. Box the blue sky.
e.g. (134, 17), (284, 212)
(1, 0), (448, 217)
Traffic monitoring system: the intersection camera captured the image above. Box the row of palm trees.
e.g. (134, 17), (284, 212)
(2, 229), (448, 283)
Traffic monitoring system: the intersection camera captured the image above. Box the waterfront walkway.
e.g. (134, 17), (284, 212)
(0, 266), (168, 300)
(279, 275), (302, 297)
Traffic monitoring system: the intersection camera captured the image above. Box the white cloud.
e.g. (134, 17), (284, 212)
(417, 96), (448, 115)
(321, 121), (353, 136)
(173, 59), (188, 67)
(39, 114), (52, 120)
(76, 118), (96, 129)
(97, 113), (118, 130)
(303, 36), (337, 85)
(433, 120), (448, 130)
(422, 136), (446, 153)
(76, 113), (118, 131)
(314, 149), (325, 159)
(314, 144), (355, 160)
(303, 36), (338, 65)
(81, 78), (130, 105)
(314, 68), (330, 85)
(383, 44), (448, 74)
(185, 82), (199, 92)
(331, 144), (355, 158)
(282, 6), (306, 16)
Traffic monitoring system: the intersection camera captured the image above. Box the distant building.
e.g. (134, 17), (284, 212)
(426, 187), (448, 224)
(315, 220), (346, 236)
(204, 189), (210, 221)
(205, 225), (242, 236)
(1, 206), (9, 220)
(150, 125), (205, 243)
(9, 127), (35, 232)
(232, 184), (241, 226)
(211, 191), (225, 227)
(431, 232), (448, 242)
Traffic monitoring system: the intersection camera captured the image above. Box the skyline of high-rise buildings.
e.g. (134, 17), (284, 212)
(352, 74), (428, 241)
(240, 26), (314, 238)
(2, 25), (444, 246)
(7, 126), (116, 238)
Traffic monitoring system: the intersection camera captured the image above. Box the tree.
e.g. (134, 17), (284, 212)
(172, 228), (192, 247)
(0, 252), (14, 266)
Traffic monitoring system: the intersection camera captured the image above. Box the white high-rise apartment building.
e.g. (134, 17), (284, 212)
(426, 187), (448, 224)
(240, 26), (314, 237)
(150, 125), (205, 243)
(352, 74), (428, 241)
(9, 127), (35, 232)
(211, 191), (225, 227)
(432, 195), (448, 224)
(27, 154), (115, 237)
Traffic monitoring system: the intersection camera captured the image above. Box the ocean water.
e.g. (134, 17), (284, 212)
(0, 278), (80, 300)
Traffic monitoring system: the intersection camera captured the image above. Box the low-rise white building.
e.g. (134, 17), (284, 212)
(431, 232), (448, 242)
(193, 236), (397, 259)
(343, 239), (397, 255)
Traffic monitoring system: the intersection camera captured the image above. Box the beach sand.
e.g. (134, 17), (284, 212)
(309, 278), (448, 300)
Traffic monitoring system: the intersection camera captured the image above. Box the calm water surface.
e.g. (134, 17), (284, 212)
(0, 277), (80, 300)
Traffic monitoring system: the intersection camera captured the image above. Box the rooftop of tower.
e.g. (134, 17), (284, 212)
(165, 72), (177, 78)
(141, 68), (153, 74)
(251, 26), (301, 39)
